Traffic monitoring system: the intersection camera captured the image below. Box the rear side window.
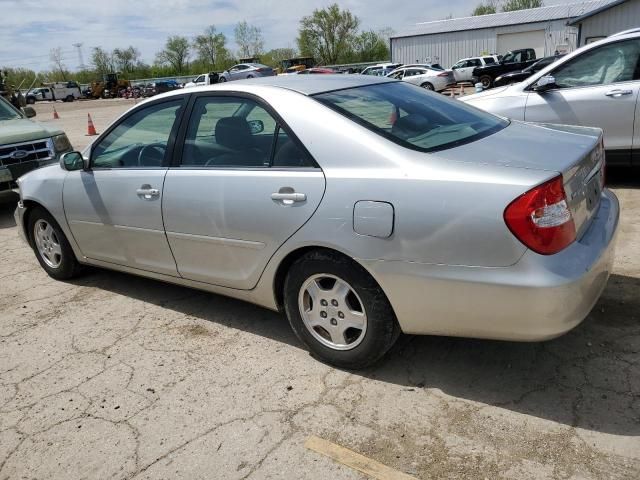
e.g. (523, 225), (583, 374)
(483, 57), (496, 64)
(314, 82), (508, 153)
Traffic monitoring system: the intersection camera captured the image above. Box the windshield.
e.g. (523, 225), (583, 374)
(0, 97), (22, 120)
(314, 82), (508, 153)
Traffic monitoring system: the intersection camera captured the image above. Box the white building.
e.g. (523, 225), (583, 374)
(390, 0), (622, 68)
(568, 0), (640, 45)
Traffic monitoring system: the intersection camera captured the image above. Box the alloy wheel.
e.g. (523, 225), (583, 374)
(34, 219), (62, 268)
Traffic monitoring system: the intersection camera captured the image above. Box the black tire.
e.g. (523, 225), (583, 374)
(421, 82), (434, 90)
(218, 76), (227, 83)
(284, 250), (400, 369)
(65, 95), (74, 102)
(246, 74), (254, 79)
(26, 97), (35, 105)
(28, 207), (82, 280)
(479, 75), (493, 89)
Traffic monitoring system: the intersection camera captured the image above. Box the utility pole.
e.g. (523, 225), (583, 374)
(73, 43), (85, 70)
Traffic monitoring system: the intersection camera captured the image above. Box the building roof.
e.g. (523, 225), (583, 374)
(392, 0), (620, 38)
(568, 0), (629, 24)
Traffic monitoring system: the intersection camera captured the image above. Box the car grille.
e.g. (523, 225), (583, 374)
(0, 139), (53, 166)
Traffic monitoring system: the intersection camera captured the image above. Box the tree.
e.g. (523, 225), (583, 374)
(113, 46), (140, 74)
(472, 1), (498, 15)
(91, 47), (114, 75)
(502, 0), (543, 11)
(234, 21), (264, 58)
(297, 4), (360, 64)
(260, 47), (297, 67)
(49, 47), (66, 80)
(155, 36), (190, 74)
(193, 25), (229, 68)
(351, 30), (389, 62)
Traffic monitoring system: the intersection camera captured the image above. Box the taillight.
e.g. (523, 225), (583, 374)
(504, 175), (576, 255)
(437, 72), (449, 77)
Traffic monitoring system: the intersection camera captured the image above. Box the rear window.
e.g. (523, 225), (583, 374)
(314, 82), (508, 153)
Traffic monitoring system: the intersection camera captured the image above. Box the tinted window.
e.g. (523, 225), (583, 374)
(483, 57), (496, 64)
(470, 59), (482, 67)
(0, 97), (21, 120)
(552, 39), (640, 88)
(92, 100), (182, 168)
(181, 96), (314, 168)
(315, 82), (508, 153)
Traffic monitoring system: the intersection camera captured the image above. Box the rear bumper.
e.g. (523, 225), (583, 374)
(361, 189), (620, 341)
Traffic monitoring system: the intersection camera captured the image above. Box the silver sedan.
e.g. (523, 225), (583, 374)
(14, 75), (619, 369)
(386, 66), (455, 91)
(218, 63), (275, 82)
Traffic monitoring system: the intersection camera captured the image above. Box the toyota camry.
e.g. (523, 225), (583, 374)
(14, 75), (619, 368)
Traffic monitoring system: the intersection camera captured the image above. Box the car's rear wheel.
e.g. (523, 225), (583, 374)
(479, 75), (492, 89)
(246, 74), (254, 79)
(284, 250), (400, 369)
(421, 82), (434, 90)
(28, 207), (82, 280)
(65, 95), (74, 102)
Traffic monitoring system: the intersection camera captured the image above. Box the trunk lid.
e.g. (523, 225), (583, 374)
(439, 120), (604, 238)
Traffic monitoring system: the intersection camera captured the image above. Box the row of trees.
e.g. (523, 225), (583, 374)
(2, 4), (390, 87)
(473, 0), (543, 16)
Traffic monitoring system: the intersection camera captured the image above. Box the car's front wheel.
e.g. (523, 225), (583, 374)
(218, 76), (227, 83)
(28, 207), (82, 280)
(284, 250), (399, 369)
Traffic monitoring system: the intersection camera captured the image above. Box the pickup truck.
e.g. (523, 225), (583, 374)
(26, 82), (82, 104)
(0, 96), (72, 200)
(184, 72), (220, 88)
(472, 48), (538, 89)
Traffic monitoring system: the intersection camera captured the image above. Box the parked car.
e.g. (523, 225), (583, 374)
(218, 63), (275, 82)
(493, 55), (564, 87)
(451, 56), (500, 83)
(361, 63), (402, 76)
(14, 75), (618, 369)
(26, 82), (82, 104)
(386, 66), (454, 91)
(143, 81), (180, 97)
(0, 96), (72, 201)
(472, 48), (538, 88)
(460, 31), (640, 166)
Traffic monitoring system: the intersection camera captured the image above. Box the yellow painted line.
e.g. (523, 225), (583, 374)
(304, 435), (417, 480)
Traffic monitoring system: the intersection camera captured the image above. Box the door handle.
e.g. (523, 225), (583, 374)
(136, 186), (160, 199)
(271, 192), (306, 203)
(605, 89), (633, 97)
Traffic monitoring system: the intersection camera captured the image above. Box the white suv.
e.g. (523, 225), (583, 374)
(451, 56), (500, 83)
(460, 31), (640, 166)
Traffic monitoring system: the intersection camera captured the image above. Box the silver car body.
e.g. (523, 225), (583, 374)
(14, 75), (619, 341)
(386, 66), (454, 91)
(219, 63), (275, 82)
(459, 31), (640, 165)
(451, 56), (500, 83)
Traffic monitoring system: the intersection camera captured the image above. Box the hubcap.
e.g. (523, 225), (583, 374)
(298, 274), (367, 351)
(34, 219), (62, 268)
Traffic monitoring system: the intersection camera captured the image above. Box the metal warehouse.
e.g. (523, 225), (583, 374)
(569, 0), (640, 46)
(390, 0), (623, 68)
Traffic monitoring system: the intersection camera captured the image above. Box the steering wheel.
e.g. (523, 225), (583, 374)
(137, 142), (167, 167)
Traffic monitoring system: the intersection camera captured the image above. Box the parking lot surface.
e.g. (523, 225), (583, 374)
(1, 99), (639, 479)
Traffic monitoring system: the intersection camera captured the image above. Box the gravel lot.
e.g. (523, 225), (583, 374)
(1, 99), (639, 479)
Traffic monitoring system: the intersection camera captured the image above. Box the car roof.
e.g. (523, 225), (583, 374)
(227, 74), (396, 95)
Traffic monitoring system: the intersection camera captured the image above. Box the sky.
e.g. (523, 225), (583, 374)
(4, 0), (584, 71)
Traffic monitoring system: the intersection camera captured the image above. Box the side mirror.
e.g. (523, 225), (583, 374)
(60, 151), (88, 171)
(534, 75), (557, 92)
(23, 106), (36, 118)
(248, 119), (264, 134)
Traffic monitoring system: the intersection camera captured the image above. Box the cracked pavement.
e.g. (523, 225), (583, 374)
(1, 101), (639, 479)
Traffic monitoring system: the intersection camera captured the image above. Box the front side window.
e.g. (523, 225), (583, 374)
(314, 82), (508, 153)
(181, 96), (314, 168)
(92, 100), (182, 168)
(552, 39), (640, 88)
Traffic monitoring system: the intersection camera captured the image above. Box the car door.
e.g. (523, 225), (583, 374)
(452, 60), (471, 82)
(524, 38), (640, 165)
(63, 98), (185, 275)
(162, 93), (326, 289)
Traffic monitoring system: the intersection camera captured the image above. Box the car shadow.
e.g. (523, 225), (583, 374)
(0, 197), (17, 228)
(606, 166), (640, 188)
(68, 267), (639, 437)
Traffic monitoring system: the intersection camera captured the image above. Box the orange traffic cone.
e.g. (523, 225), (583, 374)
(53, 106), (60, 119)
(86, 113), (98, 136)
